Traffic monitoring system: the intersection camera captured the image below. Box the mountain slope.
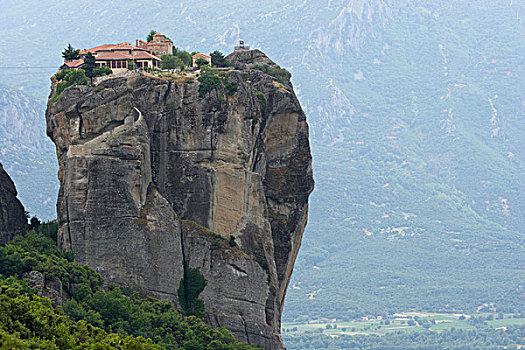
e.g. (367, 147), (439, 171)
(286, 0), (525, 319)
(0, 86), (58, 220)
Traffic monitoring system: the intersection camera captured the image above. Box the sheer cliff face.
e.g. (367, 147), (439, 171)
(46, 50), (313, 349)
(0, 162), (26, 245)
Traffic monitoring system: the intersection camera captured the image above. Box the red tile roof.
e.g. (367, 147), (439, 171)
(95, 52), (133, 60)
(133, 51), (160, 60)
(63, 59), (84, 68)
(152, 33), (170, 40)
(192, 53), (211, 59)
(74, 41), (160, 60)
(71, 42), (160, 65)
(79, 42), (147, 55)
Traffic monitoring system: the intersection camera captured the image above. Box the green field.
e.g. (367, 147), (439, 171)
(282, 312), (525, 337)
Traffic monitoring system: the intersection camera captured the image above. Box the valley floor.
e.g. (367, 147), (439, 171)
(283, 312), (525, 349)
(283, 312), (525, 336)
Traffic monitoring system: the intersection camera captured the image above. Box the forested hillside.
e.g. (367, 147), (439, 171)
(0, 0), (522, 326)
(0, 229), (260, 349)
(282, 326), (525, 350)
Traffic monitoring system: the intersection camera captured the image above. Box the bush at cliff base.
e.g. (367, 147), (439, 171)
(0, 230), (261, 350)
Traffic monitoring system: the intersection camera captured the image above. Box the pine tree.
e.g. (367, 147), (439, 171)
(210, 51), (230, 68)
(147, 30), (157, 43)
(82, 52), (97, 84)
(61, 43), (80, 61)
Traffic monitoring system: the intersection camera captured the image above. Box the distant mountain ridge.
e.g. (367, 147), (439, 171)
(0, 86), (57, 220)
(286, 0), (525, 319)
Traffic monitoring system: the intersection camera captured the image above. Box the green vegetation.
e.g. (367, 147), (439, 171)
(228, 235), (237, 248)
(51, 69), (88, 103)
(283, 325), (525, 350)
(83, 52), (97, 83)
(62, 69), (88, 85)
(0, 231), (101, 291)
(54, 83), (69, 99)
(254, 89), (266, 107)
(284, 312), (525, 334)
(37, 219), (58, 241)
(283, 313), (525, 349)
(172, 47), (193, 67)
(197, 72), (221, 97)
(161, 54), (184, 72)
(0, 282), (160, 349)
(27, 214), (40, 231)
(54, 69), (68, 81)
(0, 231), (260, 350)
(196, 68), (239, 100)
(210, 51), (230, 68)
(177, 260), (207, 318)
(61, 43), (80, 61)
(146, 30), (157, 43)
(93, 66), (112, 77)
(200, 65), (218, 75)
(195, 57), (210, 68)
(224, 80), (237, 96)
(251, 63), (290, 86)
(52, 65), (111, 103)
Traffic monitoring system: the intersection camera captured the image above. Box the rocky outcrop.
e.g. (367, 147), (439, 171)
(225, 49), (278, 70)
(23, 270), (66, 307)
(46, 50), (313, 349)
(0, 162), (26, 244)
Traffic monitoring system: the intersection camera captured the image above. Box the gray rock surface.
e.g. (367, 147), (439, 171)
(0, 162), (26, 244)
(46, 50), (313, 349)
(23, 270), (66, 307)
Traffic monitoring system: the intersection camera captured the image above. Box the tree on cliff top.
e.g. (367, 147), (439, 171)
(210, 50), (230, 68)
(147, 30), (157, 43)
(61, 43), (80, 61)
(173, 47), (193, 67)
(195, 57), (210, 68)
(161, 54), (184, 72)
(82, 52), (97, 84)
